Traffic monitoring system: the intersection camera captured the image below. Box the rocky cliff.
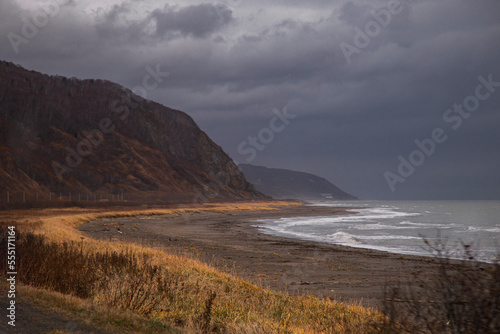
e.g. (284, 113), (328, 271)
(0, 61), (265, 203)
(239, 164), (357, 200)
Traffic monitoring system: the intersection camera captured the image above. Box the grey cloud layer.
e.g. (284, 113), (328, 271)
(1, 0), (499, 199)
(96, 3), (233, 41)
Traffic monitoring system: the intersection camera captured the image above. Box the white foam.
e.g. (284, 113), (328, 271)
(326, 231), (359, 244)
(257, 207), (421, 228)
(466, 226), (500, 233)
(305, 202), (366, 208)
(398, 221), (454, 228)
(356, 235), (421, 240)
(352, 223), (420, 230)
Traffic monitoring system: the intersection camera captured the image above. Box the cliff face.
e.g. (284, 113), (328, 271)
(0, 61), (264, 203)
(239, 164), (357, 200)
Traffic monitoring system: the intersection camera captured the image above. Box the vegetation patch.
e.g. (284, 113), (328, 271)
(382, 238), (500, 333)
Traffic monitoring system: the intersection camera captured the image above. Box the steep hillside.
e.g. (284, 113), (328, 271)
(239, 164), (357, 200)
(0, 61), (265, 203)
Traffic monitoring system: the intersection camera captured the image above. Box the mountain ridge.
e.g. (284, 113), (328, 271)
(0, 60), (265, 203)
(239, 164), (357, 200)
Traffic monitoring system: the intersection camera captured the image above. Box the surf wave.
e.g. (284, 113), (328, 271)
(356, 235), (421, 240)
(465, 226), (500, 233)
(398, 221), (454, 228)
(326, 231), (359, 244)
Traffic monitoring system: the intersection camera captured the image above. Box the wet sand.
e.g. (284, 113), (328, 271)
(80, 204), (449, 309)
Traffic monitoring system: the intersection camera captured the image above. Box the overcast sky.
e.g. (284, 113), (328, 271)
(1, 0), (500, 200)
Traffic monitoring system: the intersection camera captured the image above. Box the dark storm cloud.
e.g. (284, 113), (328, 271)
(95, 2), (233, 41)
(151, 4), (233, 38)
(337, 1), (373, 26)
(1, 0), (499, 199)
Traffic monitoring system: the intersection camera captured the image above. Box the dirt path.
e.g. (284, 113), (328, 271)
(0, 297), (104, 334)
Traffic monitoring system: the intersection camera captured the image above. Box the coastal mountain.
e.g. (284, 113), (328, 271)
(239, 164), (357, 200)
(0, 61), (265, 203)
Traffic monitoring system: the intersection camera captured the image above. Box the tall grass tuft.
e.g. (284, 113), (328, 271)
(382, 238), (500, 333)
(0, 223), (170, 313)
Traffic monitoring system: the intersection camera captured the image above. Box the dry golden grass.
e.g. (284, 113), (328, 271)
(1, 201), (385, 333)
(0, 280), (180, 334)
(1, 201), (300, 242)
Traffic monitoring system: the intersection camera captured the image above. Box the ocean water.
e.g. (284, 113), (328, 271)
(254, 201), (500, 262)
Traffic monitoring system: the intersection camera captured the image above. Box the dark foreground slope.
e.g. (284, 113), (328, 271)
(239, 164), (357, 200)
(0, 61), (264, 203)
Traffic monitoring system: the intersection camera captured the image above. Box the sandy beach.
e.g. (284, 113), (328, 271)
(79, 204), (450, 310)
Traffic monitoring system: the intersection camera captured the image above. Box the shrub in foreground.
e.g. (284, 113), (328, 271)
(383, 239), (500, 334)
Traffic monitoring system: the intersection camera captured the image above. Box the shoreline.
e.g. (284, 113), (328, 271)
(79, 203), (457, 309)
